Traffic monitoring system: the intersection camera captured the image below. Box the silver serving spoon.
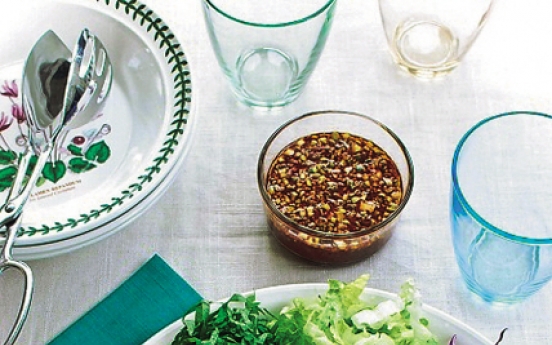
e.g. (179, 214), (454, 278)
(0, 29), (113, 345)
(22, 31), (72, 154)
(0, 30), (71, 345)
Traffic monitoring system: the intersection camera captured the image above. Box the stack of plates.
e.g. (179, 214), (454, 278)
(0, 0), (194, 260)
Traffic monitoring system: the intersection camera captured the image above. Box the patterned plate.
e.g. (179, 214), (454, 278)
(0, 0), (194, 258)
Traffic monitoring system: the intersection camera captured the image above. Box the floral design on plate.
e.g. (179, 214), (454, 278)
(0, 80), (112, 190)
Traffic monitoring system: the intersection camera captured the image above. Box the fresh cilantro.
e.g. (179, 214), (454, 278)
(171, 293), (278, 344)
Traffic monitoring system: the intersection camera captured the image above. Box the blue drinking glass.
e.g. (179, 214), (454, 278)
(451, 111), (552, 304)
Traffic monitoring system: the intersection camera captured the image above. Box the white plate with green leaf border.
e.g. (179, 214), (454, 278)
(0, 0), (194, 259)
(143, 284), (494, 345)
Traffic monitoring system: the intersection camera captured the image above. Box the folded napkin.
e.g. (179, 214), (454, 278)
(47, 254), (202, 345)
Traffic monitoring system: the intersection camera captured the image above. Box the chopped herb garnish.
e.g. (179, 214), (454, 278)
(171, 293), (278, 344)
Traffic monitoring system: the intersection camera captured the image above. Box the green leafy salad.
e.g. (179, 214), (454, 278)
(171, 275), (441, 345)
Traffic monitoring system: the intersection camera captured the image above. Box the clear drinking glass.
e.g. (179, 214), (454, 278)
(451, 111), (552, 304)
(202, 0), (336, 108)
(378, 0), (494, 78)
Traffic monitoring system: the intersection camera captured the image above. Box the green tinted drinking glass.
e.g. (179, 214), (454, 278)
(202, 0), (336, 108)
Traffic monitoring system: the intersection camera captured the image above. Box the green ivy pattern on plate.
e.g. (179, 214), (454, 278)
(15, 0), (191, 237)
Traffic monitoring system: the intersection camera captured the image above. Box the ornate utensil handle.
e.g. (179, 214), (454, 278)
(0, 260), (33, 345)
(0, 215), (34, 345)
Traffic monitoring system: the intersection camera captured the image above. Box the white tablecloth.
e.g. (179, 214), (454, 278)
(2, 0), (552, 343)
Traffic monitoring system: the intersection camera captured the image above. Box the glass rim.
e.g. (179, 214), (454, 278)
(203, 0), (337, 28)
(257, 110), (415, 239)
(451, 110), (552, 245)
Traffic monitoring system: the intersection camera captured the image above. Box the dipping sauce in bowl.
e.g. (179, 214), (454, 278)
(257, 111), (414, 264)
(267, 132), (402, 233)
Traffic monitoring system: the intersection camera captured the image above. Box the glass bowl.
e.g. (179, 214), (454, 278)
(257, 110), (414, 264)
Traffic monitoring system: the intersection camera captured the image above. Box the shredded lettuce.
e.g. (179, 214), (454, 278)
(273, 275), (439, 345)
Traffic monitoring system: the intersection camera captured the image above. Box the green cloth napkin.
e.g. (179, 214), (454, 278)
(47, 254), (202, 345)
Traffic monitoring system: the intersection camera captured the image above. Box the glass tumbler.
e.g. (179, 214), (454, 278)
(451, 111), (552, 304)
(202, 0), (336, 108)
(378, 0), (494, 78)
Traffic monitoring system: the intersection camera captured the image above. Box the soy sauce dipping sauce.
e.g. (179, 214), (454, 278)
(266, 131), (403, 234)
